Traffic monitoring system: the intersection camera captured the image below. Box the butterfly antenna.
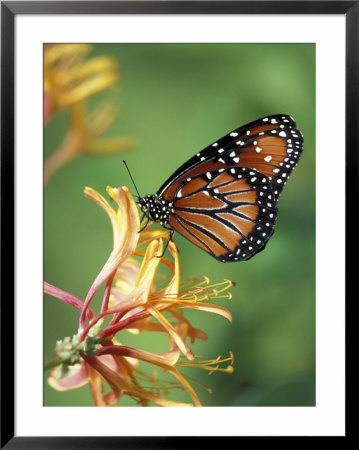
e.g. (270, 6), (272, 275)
(123, 160), (141, 199)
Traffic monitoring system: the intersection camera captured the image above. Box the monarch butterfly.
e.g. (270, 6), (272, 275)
(135, 114), (303, 263)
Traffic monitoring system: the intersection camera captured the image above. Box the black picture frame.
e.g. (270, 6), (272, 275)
(1, 1), (354, 447)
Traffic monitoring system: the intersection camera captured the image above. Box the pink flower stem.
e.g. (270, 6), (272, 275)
(82, 354), (121, 398)
(79, 280), (102, 330)
(98, 310), (151, 340)
(78, 301), (138, 342)
(78, 310), (108, 343)
(109, 310), (126, 326)
(44, 281), (94, 320)
(100, 270), (116, 314)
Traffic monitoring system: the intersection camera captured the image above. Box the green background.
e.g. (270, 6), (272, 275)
(44, 43), (315, 406)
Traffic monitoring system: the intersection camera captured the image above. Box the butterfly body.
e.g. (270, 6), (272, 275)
(138, 114), (303, 262)
(138, 194), (174, 226)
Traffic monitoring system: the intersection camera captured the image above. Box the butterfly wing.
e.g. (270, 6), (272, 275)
(158, 114), (303, 202)
(169, 168), (277, 262)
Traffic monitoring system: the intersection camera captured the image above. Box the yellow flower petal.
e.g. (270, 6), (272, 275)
(159, 241), (180, 297)
(44, 44), (119, 107)
(110, 258), (141, 307)
(98, 345), (180, 368)
(79, 187), (139, 328)
(84, 186), (117, 237)
(161, 300), (233, 322)
(135, 239), (162, 289)
(44, 44), (91, 67)
(146, 305), (194, 360)
(167, 367), (202, 407)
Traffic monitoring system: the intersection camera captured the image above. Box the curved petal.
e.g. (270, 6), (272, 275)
(98, 345), (181, 368)
(114, 258), (140, 293)
(79, 187), (140, 328)
(48, 362), (89, 391)
(167, 366), (202, 407)
(160, 241), (180, 298)
(135, 240), (162, 292)
(87, 363), (121, 406)
(176, 301), (233, 322)
(146, 305), (194, 360)
(44, 281), (94, 319)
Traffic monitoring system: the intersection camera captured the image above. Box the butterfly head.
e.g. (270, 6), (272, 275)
(138, 194), (174, 226)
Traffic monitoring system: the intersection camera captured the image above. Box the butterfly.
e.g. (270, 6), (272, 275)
(137, 114), (303, 262)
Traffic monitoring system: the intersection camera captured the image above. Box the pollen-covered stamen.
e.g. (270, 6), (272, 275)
(178, 277), (235, 302)
(176, 351), (234, 375)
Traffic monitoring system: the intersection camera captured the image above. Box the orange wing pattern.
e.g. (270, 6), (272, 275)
(159, 114), (303, 203)
(138, 114), (303, 263)
(169, 168), (277, 262)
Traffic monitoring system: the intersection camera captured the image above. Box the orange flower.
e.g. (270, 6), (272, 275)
(45, 186), (234, 406)
(44, 44), (119, 116)
(43, 44), (135, 186)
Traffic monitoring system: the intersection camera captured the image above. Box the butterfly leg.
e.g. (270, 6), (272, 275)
(138, 214), (150, 233)
(156, 226), (175, 258)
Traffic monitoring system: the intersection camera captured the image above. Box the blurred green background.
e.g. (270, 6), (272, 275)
(44, 43), (315, 407)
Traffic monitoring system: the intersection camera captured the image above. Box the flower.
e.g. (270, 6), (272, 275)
(43, 44), (135, 186)
(45, 186), (234, 406)
(44, 44), (119, 118)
